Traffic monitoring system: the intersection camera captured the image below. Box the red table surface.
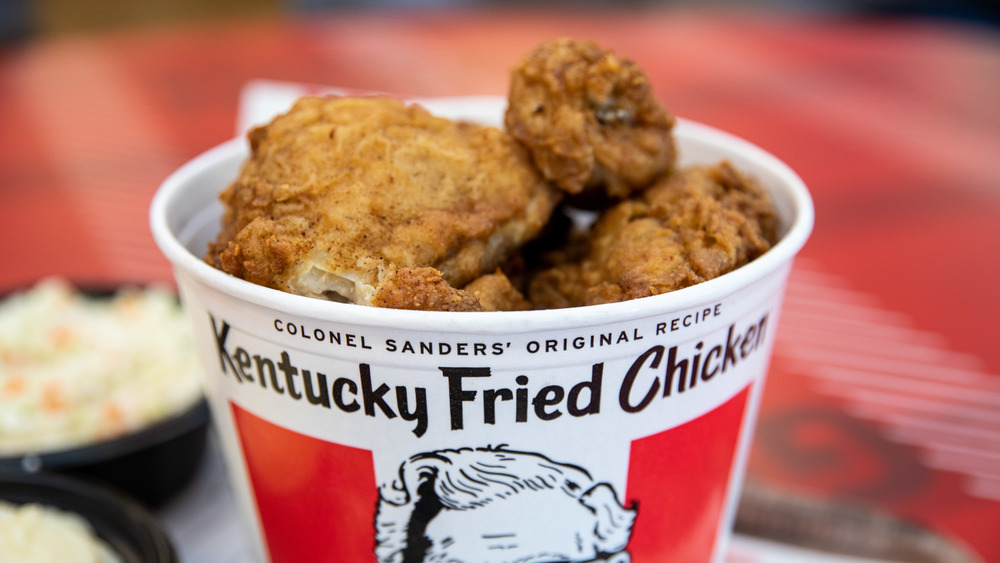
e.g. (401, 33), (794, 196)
(2, 8), (998, 560)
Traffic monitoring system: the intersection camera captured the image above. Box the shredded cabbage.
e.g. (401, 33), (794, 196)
(0, 278), (203, 455)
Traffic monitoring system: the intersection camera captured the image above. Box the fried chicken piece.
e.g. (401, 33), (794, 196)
(370, 268), (529, 312)
(529, 161), (779, 308)
(464, 270), (531, 311)
(206, 96), (561, 310)
(369, 267), (485, 312)
(505, 38), (676, 200)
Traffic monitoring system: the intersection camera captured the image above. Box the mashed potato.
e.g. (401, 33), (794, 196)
(0, 502), (122, 563)
(0, 278), (203, 455)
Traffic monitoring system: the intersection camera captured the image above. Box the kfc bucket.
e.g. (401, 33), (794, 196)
(150, 96), (813, 563)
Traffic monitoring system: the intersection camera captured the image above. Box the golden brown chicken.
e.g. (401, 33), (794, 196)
(206, 96), (560, 311)
(505, 38), (677, 200)
(208, 39), (781, 313)
(529, 161), (779, 308)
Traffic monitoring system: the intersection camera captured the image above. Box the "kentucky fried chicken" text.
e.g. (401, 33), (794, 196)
(210, 312), (769, 439)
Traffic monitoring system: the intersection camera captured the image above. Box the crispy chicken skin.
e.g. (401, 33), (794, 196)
(207, 40), (781, 312)
(465, 270), (532, 311)
(505, 38), (676, 199)
(368, 266), (486, 312)
(206, 96), (561, 310)
(529, 161), (779, 308)
(369, 267), (529, 312)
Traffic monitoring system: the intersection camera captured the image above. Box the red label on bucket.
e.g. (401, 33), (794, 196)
(232, 404), (378, 562)
(626, 387), (749, 562)
(232, 386), (749, 563)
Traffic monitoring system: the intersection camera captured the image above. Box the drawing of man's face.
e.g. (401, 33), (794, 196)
(421, 489), (632, 563)
(374, 446), (636, 563)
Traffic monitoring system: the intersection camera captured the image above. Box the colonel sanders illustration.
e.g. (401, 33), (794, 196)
(375, 446), (636, 563)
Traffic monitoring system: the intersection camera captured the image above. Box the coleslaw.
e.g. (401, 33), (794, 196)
(0, 279), (203, 455)
(0, 501), (122, 563)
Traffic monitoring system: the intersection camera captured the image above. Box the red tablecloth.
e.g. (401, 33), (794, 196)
(2, 8), (998, 561)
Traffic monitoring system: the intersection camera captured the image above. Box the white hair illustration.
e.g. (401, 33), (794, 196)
(375, 446), (636, 563)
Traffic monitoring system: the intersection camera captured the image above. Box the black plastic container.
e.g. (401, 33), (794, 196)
(0, 472), (178, 562)
(0, 283), (211, 507)
(0, 399), (210, 508)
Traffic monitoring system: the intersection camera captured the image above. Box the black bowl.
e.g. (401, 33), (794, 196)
(0, 399), (210, 508)
(0, 472), (178, 562)
(0, 282), (211, 507)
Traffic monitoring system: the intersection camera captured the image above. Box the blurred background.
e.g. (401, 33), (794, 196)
(2, 0), (999, 41)
(2, 0), (998, 562)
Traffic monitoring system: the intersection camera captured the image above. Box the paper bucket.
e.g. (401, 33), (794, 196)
(151, 97), (813, 563)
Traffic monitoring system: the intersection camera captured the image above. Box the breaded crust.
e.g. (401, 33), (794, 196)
(529, 161), (779, 308)
(206, 96), (561, 309)
(505, 38), (676, 199)
(464, 270), (532, 312)
(369, 266), (486, 312)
